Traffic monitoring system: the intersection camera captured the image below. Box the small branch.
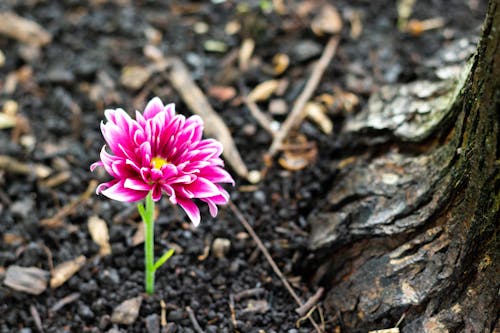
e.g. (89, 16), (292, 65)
(268, 36), (340, 157)
(295, 287), (324, 316)
(228, 201), (323, 333)
(163, 57), (249, 179)
(186, 306), (205, 333)
(244, 97), (277, 136)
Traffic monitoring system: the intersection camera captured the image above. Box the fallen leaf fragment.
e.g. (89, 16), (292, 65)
(311, 4), (343, 36)
(50, 255), (86, 288)
(88, 215), (111, 255)
(0, 12), (52, 46)
(111, 296), (143, 325)
(247, 80), (280, 102)
(4, 265), (49, 295)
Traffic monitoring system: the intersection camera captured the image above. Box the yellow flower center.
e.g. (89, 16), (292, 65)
(151, 156), (169, 169)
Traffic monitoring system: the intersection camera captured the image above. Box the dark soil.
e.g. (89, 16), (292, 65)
(0, 1), (486, 332)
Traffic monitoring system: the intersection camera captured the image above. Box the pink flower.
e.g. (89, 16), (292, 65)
(91, 97), (234, 226)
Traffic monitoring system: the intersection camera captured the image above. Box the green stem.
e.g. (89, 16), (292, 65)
(139, 192), (155, 295)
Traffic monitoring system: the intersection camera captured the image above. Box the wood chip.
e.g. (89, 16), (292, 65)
(311, 4), (343, 36)
(208, 85), (237, 102)
(4, 265), (49, 295)
(88, 215), (111, 255)
(50, 255), (86, 288)
(0, 12), (52, 46)
(111, 296), (143, 325)
(121, 65), (152, 90)
(247, 80), (280, 102)
(212, 238), (231, 258)
(131, 222), (145, 246)
(239, 38), (255, 71)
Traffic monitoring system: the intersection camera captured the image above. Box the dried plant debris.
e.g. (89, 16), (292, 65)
(4, 265), (49, 295)
(247, 80), (280, 103)
(111, 296), (143, 325)
(311, 4), (343, 36)
(50, 255), (86, 288)
(0, 12), (52, 46)
(88, 215), (111, 256)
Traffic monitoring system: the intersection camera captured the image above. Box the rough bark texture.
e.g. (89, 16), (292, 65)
(308, 1), (499, 332)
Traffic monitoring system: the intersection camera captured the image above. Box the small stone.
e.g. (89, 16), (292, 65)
(46, 68), (75, 84)
(291, 40), (322, 62)
(167, 309), (184, 322)
(145, 314), (160, 333)
(111, 296), (143, 325)
(78, 303), (94, 321)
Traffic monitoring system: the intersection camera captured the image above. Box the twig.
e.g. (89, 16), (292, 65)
(228, 201), (323, 333)
(233, 287), (266, 302)
(163, 57), (249, 179)
(228, 294), (239, 332)
(244, 97), (277, 136)
(268, 36), (340, 157)
(186, 306), (205, 333)
(30, 304), (44, 333)
(49, 292), (80, 314)
(295, 287), (324, 316)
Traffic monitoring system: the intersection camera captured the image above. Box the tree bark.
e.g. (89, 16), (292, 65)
(308, 1), (499, 332)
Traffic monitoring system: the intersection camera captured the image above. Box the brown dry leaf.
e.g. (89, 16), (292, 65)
(4, 265), (49, 295)
(272, 53), (289, 75)
(311, 4), (343, 36)
(247, 80), (280, 102)
(208, 85), (237, 102)
(111, 296), (143, 325)
(88, 215), (111, 256)
(278, 135), (318, 171)
(304, 102), (333, 134)
(120, 65), (152, 90)
(50, 255), (86, 288)
(239, 38), (255, 71)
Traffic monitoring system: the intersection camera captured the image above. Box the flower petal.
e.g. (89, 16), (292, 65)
(177, 197), (201, 227)
(143, 97), (164, 119)
(101, 180), (148, 202)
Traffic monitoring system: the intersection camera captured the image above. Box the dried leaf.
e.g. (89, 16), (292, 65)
(239, 38), (255, 71)
(111, 296), (143, 325)
(247, 80), (280, 102)
(4, 265), (49, 295)
(305, 102), (333, 134)
(120, 65), (152, 90)
(88, 215), (111, 255)
(50, 255), (86, 288)
(311, 4), (343, 36)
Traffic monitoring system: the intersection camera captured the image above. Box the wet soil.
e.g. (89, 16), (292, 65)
(0, 0), (486, 332)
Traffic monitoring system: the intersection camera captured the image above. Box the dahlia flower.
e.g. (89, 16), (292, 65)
(90, 97), (234, 226)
